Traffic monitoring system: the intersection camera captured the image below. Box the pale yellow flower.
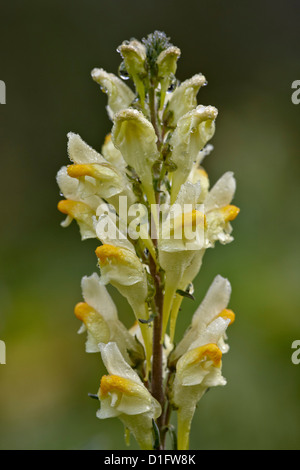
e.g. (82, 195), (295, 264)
(74, 273), (144, 365)
(95, 244), (152, 377)
(97, 343), (161, 450)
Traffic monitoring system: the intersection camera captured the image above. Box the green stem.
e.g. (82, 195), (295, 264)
(148, 85), (162, 150)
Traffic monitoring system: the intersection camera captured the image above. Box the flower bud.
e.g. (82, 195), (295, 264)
(156, 46), (181, 110)
(118, 40), (147, 107)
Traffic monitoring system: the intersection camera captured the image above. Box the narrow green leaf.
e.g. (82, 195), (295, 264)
(152, 419), (161, 450)
(88, 393), (99, 400)
(176, 289), (195, 301)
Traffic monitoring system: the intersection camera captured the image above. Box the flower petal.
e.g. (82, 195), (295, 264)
(91, 68), (135, 119)
(112, 108), (159, 207)
(67, 132), (106, 165)
(99, 342), (143, 384)
(170, 105), (218, 204)
(192, 275), (232, 329)
(204, 171), (236, 211)
(81, 273), (118, 322)
(165, 74), (207, 126)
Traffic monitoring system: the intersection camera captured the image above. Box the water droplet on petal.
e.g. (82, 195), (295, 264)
(118, 61), (130, 80)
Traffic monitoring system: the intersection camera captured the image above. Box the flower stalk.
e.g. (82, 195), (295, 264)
(56, 31), (239, 450)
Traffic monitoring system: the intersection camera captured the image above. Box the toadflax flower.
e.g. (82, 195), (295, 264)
(168, 275), (235, 450)
(97, 342), (161, 450)
(56, 31), (239, 450)
(169, 275), (235, 364)
(95, 243), (153, 377)
(74, 273), (144, 365)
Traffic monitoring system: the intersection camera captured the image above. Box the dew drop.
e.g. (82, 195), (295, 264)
(118, 61), (130, 80)
(167, 75), (178, 93)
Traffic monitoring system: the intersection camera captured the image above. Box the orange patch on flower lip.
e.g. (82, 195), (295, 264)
(220, 205), (240, 222)
(67, 164), (95, 178)
(74, 302), (96, 323)
(57, 199), (93, 217)
(218, 308), (235, 325)
(99, 375), (140, 398)
(95, 244), (129, 266)
(184, 343), (223, 368)
(67, 163), (116, 180)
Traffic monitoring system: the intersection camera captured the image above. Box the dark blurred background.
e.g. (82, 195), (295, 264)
(0, 0), (300, 450)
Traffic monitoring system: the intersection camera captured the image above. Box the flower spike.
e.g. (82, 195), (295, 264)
(56, 31), (239, 450)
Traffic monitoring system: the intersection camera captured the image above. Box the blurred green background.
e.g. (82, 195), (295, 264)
(0, 0), (300, 450)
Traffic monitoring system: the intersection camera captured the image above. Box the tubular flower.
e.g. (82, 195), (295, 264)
(112, 108), (159, 210)
(204, 171), (240, 246)
(156, 45), (181, 110)
(97, 343), (161, 450)
(57, 198), (96, 240)
(171, 342), (227, 450)
(56, 31), (239, 450)
(74, 273), (144, 365)
(117, 39), (147, 108)
(170, 275), (235, 364)
(168, 277), (235, 450)
(95, 244), (152, 376)
(169, 105), (218, 204)
(158, 202), (207, 342)
(57, 132), (136, 229)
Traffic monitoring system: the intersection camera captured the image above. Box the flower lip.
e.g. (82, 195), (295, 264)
(57, 199), (94, 217)
(95, 244), (129, 266)
(218, 308), (235, 326)
(99, 374), (146, 399)
(219, 205), (240, 222)
(179, 343), (223, 369)
(67, 163), (118, 181)
(74, 302), (95, 323)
